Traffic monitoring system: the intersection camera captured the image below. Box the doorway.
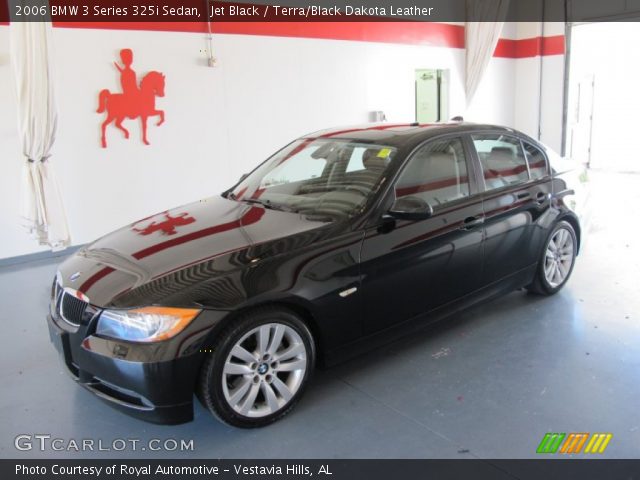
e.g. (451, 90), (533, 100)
(567, 74), (595, 168)
(415, 69), (449, 123)
(566, 23), (640, 172)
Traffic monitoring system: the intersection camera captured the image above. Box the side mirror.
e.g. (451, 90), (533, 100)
(389, 196), (434, 220)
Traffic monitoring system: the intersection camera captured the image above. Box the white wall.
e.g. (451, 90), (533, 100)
(539, 53), (565, 152)
(513, 23), (543, 140)
(0, 25), (521, 260)
(539, 22), (566, 153)
(513, 22), (566, 153)
(466, 57), (516, 124)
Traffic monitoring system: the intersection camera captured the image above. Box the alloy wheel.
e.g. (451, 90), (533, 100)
(221, 323), (307, 418)
(544, 227), (575, 288)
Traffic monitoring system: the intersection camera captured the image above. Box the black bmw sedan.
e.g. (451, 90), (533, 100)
(47, 122), (580, 428)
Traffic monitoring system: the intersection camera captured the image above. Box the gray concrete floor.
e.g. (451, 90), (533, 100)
(1, 171), (639, 459)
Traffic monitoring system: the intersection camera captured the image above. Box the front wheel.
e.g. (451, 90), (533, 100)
(197, 307), (315, 428)
(527, 220), (577, 295)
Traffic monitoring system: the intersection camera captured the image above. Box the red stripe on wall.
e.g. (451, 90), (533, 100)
(53, 21), (466, 48)
(218, 22), (465, 48)
(52, 21), (206, 33)
(494, 38), (518, 58)
(4, 21), (564, 58)
(494, 35), (565, 58)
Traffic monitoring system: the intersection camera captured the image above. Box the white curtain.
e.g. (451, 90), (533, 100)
(10, 21), (70, 251)
(465, 0), (510, 106)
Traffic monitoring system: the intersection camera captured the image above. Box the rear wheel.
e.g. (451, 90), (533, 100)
(527, 220), (577, 295)
(197, 307), (315, 428)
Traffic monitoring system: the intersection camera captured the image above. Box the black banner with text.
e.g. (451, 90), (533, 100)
(3, 459), (640, 480)
(2, 0), (640, 23)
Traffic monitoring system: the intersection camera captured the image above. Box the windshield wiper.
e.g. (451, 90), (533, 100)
(240, 198), (299, 213)
(222, 190), (237, 200)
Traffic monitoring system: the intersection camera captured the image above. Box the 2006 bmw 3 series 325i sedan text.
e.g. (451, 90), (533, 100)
(47, 122), (580, 427)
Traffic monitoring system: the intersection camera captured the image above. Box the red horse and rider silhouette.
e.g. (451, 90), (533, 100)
(97, 49), (166, 148)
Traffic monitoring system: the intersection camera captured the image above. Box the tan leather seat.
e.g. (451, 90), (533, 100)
(396, 150), (467, 205)
(482, 146), (528, 188)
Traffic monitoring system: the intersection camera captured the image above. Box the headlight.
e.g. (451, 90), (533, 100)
(96, 307), (201, 342)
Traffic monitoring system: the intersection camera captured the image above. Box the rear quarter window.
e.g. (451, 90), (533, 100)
(523, 141), (549, 180)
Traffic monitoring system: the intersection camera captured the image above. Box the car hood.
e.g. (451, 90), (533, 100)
(56, 196), (333, 308)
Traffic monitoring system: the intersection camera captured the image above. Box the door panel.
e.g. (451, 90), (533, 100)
(482, 182), (551, 283)
(360, 203), (484, 334)
(471, 133), (552, 284)
(359, 136), (484, 334)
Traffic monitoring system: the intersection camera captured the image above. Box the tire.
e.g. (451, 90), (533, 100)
(527, 220), (577, 296)
(197, 307), (315, 428)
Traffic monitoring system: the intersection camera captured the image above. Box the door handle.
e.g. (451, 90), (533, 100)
(536, 192), (550, 205)
(516, 192), (531, 200)
(461, 215), (485, 230)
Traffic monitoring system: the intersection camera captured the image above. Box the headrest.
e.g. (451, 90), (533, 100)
(491, 146), (515, 155)
(427, 152), (455, 163)
(363, 149), (390, 171)
(424, 152), (456, 179)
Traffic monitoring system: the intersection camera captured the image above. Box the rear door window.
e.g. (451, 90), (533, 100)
(471, 134), (529, 191)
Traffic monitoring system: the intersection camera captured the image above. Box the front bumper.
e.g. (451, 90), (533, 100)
(46, 307), (223, 425)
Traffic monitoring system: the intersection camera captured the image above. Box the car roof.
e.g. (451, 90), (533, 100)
(304, 122), (525, 149)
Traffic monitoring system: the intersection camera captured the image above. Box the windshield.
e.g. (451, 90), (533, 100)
(226, 139), (398, 218)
